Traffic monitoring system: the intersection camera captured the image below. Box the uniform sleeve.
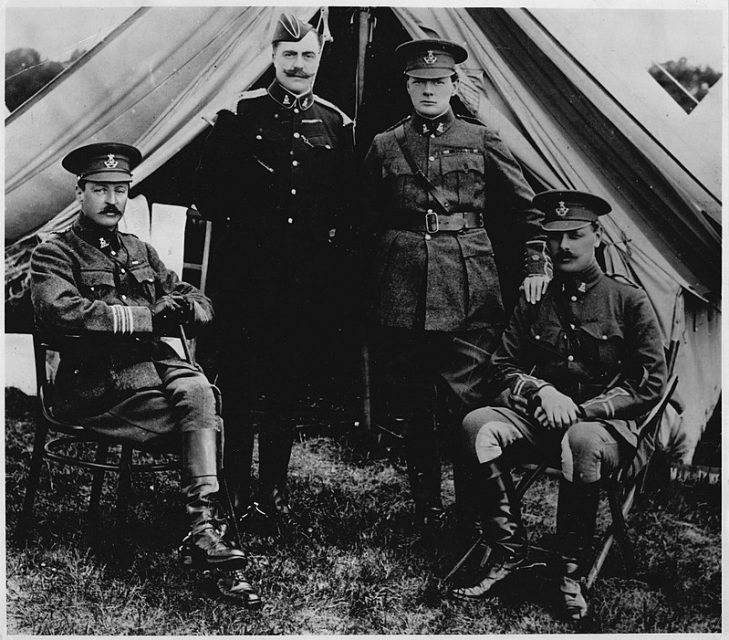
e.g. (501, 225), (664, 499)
(358, 137), (388, 248)
(489, 297), (554, 415)
(579, 288), (666, 421)
(30, 239), (153, 336)
(145, 243), (214, 327)
(192, 109), (240, 222)
(483, 131), (551, 279)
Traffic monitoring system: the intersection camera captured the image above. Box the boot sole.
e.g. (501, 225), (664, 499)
(180, 554), (247, 571)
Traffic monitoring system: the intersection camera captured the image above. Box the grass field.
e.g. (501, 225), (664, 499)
(5, 386), (722, 635)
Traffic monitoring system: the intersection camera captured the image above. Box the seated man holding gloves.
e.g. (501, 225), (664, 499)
(30, 143), (258, 604)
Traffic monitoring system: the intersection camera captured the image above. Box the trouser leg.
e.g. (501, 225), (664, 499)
(402, 411), (443, 519)
(164, 371), (246, 570)
(557, 421), (623, 620)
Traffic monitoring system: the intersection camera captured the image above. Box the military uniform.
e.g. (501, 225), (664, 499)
(194, 23), (355, 515)
(361, 39), (549, 520)
(31, 217), (215, 435)
(29, 142), (255, 587)
(453, 190), (666, 619)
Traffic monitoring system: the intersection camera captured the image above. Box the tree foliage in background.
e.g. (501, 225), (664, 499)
(648, 58), (722, 114)
(5, 47), (85, 112)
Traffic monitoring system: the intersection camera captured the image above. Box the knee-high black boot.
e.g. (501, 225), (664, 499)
(451, 459), (527, 599)
(556, 479), (601, 620)
(178, 429), (247, 570)
(258, 414), (294, 516)
(402, 413), (443, 523)
(222, 411), (256, 514)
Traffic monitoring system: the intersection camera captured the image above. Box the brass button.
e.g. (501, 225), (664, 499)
(293, 132), (300, 139)
(570, 295), (577, 302)
(291, 188), (297, 195)
(568, 355), (574, 362)
(287, 218), (294, 224)
(292, 160), (299, 167)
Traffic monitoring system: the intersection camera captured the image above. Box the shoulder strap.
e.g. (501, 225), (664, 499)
(394, 124), (450, 215)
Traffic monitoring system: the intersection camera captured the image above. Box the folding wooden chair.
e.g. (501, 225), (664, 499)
(15, 331), (188, 542)
(446, 341), (680, 589)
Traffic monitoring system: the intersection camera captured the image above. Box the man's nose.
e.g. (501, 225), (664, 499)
(559, 234), (571, 249)
(106, 191), (118, 205)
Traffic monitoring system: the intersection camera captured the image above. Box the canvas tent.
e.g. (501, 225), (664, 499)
(4, 6), (722, 462)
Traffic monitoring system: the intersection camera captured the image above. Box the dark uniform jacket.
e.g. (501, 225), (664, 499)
(362, 109), (550, 333)
(30, 218), (213, 418)
(490, 262), (667, 446)
(193, 81), (354, 324)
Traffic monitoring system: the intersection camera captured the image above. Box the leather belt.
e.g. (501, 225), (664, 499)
(394, 211), (484, 233)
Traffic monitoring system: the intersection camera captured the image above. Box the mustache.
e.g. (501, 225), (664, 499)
(554, 251), (575, 260)
(285, 69), (313, 79)
(102, 206), (122, 215)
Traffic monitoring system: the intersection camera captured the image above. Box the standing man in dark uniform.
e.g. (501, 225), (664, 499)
(30, 143), (260, 605)
(361, 39), (551, 527)
(194, 13), (354, 519)
(451, 191), (666, 621)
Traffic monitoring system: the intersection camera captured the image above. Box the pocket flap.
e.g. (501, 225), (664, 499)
(78, 269), (115, 287)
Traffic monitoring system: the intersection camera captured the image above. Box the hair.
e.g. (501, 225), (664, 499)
(76, 179), (130, 191)
(405, 72), (459, 85)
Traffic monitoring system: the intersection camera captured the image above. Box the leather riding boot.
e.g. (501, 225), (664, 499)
(222, 413), (256, 515)
(403, 414), (443, 524)
(258, 415), (294, 516)
(179, 429), (246, 570)
(451, 459), (527, 599)
(556, 479), (601, 620)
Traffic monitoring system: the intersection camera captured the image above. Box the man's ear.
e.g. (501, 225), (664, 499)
(451, 80), (459, 96)
(74, 184), (84, 204)
(594, 225), (603, 247)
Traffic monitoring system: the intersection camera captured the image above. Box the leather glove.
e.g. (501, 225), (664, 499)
(151, 295), (186, 333)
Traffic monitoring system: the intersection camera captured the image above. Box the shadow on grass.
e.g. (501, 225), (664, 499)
(5, 387), (722, 634)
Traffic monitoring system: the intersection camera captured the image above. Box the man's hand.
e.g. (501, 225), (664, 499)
(522, 274), (550, 304)
(534, 385), (580, 430)
(151, 294), (188, 332)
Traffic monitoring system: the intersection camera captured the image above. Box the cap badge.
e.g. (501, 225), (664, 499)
(423, 50), (438, 65)
(104, 154), (119, 169)
(555, 201), (569, 217)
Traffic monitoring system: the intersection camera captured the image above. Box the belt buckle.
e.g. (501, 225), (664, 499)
(425, 211), (439, 234)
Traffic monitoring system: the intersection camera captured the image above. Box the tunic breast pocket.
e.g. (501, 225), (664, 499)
(580, 320), (625, 377)
(437, 150), (485, 209)
(129, 264), (157, 301)
(528, 321), (563, 362)
(78, 269), (115, 301)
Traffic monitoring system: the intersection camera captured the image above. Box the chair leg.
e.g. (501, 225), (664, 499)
(116, 445), (133, 525)
(89, 443), (109, 516)
(607, 484), (637, 573)
(16, 420), (50, 543)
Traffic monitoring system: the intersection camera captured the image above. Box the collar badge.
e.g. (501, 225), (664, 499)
(577, 281), (587, 293)
(555, 201), (569, 217)
(104, 154), (118, 169)
(436, 122), (444, 134)
(99, 237), (109, 249)
(283, 94), (291, 106)
(423, 50), (437, 65)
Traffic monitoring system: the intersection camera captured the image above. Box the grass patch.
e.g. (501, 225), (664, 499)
(5, 387), (721, 634)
